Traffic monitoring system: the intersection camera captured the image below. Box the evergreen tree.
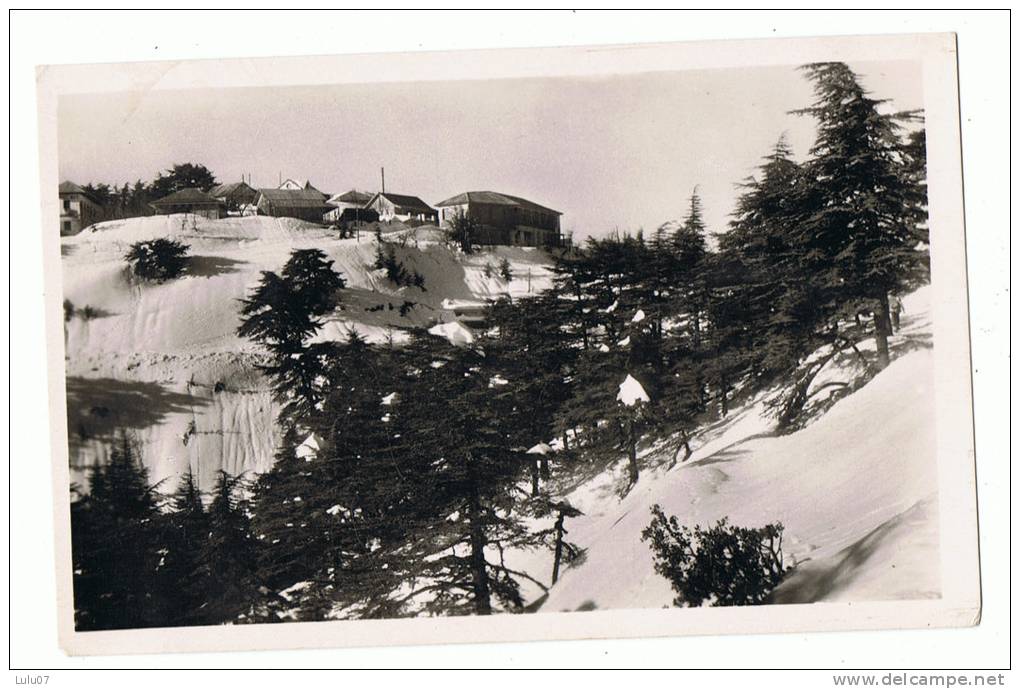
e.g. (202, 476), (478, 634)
(198, 471), (261, 623)
(446, 210), (478, 254)
(498, 257), (513, 282)
(159, 468), (210, 626)
(238, 249), (346, 428)
(70, 433), (168, 630)
(150, 163), (219, 197)
(793, 62), (929, 369)
(394, 338), (547, 615)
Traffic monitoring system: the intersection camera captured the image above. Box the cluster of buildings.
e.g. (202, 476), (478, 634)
(58, 175), (565, 248)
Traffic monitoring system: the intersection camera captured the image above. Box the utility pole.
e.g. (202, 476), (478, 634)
(380, 167), (386, 194)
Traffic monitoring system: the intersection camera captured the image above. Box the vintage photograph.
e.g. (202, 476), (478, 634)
(39, 32), (979, 653)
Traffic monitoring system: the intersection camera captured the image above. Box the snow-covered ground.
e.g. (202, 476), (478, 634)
(513, 286), (938, 610)
(61, 214), (555, 490)
(61, 212), (937, 610)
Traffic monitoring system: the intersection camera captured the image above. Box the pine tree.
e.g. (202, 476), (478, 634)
(717, 136), (818, 387)
(394, 338), (548, 615)
(70, 433), (169, 630)
(498, 257), (513, 282)
(238, 249), (347, 429)
(793, 62), (929, 369)
(159, 467), (210, 626)
(197, 471), (261, 623)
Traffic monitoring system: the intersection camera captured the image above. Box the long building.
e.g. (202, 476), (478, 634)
(254, 188), (330, 223)
(434, 191), (562, 247)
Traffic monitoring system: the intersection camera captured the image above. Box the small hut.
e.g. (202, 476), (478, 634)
(150, 188), (225, 219)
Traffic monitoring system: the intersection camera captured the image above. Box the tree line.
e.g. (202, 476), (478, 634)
(69, 63), (928, 629)
(77, 163), (219, 221)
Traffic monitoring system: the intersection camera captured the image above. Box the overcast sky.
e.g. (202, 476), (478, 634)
(59, 60), (922, 240)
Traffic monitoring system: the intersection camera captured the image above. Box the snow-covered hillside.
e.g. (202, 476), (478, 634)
(515, 287), (938, 610)
(61, 214), (555, 490)
(60, 213), (938, 609)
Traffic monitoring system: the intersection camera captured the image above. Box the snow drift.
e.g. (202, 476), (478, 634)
(61, 214), (555, 490)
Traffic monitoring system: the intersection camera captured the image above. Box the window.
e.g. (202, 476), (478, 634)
(62, 221), (72, 233)
(62, 199), (71, 211)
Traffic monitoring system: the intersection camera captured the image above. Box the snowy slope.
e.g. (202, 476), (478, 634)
(61, 214), (555, 491)
(515, 286), (938, 610)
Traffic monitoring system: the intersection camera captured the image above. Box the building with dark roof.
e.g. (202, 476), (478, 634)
(150, 188), (226, 219)
(434, 191), (562, 247)
(209, 181), (258, 212)
(365, 192), (437, 223)
(59, 181), (103, 235)
(254, 188), (331, 223)
(324, 189), (376, 224)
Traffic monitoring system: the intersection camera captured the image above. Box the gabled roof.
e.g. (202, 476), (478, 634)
(279, 179), (325, 195)
(369, 192), (435, 214)
(327, 189), (374, 206)
(209, 181), (256, 198)
(151, 187), (223, 206)
(59, 180), (88, 195)
(257, 188), (331, 208)
(434, 191), (561, 216)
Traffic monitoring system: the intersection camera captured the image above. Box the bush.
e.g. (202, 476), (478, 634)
(641, 505), (787, 607)
(125, 238), (190, 282)
(499, 257), (513, 282)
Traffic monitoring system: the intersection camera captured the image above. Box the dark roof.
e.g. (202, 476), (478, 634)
(257, 188), (331, 208)
(371, 192), (435, 213)
(152, 188), (223, 206)
(209, 181), (256, 198)
(59, 180), (88, 195)
(328, 189), (374, 206)
(434, 191), (561, 216)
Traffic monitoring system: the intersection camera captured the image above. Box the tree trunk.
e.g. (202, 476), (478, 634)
(562, 432), (570, 452)
(530, 461), (540, 497)
(719, 373), (729, 417)
(539, 455), (550, 481)
(466, 470), (492, 615)
(873, 292), (892, 370)
(627, 419), (639, 485)
(551, 512), (566, 585)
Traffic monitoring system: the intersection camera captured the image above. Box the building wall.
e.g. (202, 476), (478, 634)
(59, 193), (102, 235)
(259, 200), (326, 223)
(439, 201), (562, 247)
(153, 203), (224, 219)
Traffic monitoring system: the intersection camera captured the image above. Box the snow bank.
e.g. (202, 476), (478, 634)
(517, 287), (938, 611)
(428, 321), (476, 346)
